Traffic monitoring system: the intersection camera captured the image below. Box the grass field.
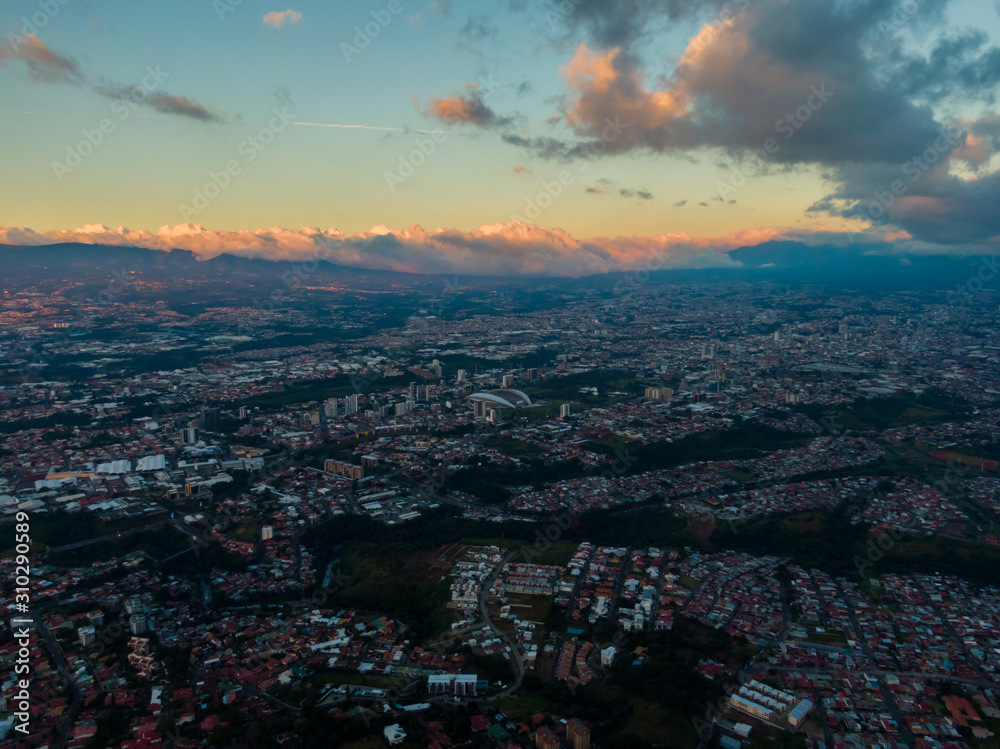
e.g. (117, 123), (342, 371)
(308, 671), (413, 689)
(228, 522), (258, 543)
(493, 438), (547, 461)
(521, 539), (577, 566)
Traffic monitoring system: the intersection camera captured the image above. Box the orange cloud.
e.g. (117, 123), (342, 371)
(560, 44), (686, 143)
(0, 34), (83, 84)
(263, 9), (303, 28)
(0, 222), (768, 277)
(422, 93), (510, 128)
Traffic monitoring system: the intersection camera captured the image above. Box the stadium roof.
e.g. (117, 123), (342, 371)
(467, 388), (532, 408)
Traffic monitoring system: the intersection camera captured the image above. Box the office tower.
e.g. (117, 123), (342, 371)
(323, 398), (339, 418)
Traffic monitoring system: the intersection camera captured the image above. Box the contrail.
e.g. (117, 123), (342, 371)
(293, 121), (451, 134)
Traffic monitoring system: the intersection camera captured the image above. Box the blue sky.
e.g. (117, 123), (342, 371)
(1, 0), (999, 275)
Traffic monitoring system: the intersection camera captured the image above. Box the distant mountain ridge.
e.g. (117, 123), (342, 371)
(1, 240), (994, 291)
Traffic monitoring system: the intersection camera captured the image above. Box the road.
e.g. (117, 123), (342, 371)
(477, 550), (527, 700)
(35, 610), (83, 749)
(47, 519), (166, 553)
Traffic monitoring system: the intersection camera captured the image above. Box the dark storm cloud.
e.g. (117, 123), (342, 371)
(504, 0), (1000, 245)
(548, 0), (730, 49)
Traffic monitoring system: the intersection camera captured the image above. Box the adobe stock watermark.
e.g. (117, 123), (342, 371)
(852, 460), (967, 577)
(238, 245), (336, 330)
(178, 106), (293, 221)
(849, 126), (960, 229)
(52, 67), (170, 182)
(873, 0), (926, 45)
(7, 0), (75, 48)
(522, 445), (636, 563)
(955, 255), (999, 303)
(384, 74), (500, 192)
(340, 0), (406, 63)
(716, 84), (833, 201)
(213, 0), (244, 22)
(510, 116), (628, 222)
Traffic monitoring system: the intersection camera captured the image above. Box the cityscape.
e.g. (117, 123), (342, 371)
(3, 0), (1000, 748)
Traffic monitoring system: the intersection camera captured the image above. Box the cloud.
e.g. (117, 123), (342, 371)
(420, 91), (513, 128)
(95, 83), (224, 123)
(148, 93), (222, 122)
(0, 222), (772, 277)
(513, 165), (531, 174)
(263, 9), (303, 28)
(0, 35), (226, 123)
(586, 177), (651, 198)
(509, 0), (1000, 245)
(550, 0), (730, 50)
(585, 186), (603, 193)
(0, 34), (83, 85)
(460, 16), (498, 41)
(620, 188), (653, 199)
(673, 200), (687, 207)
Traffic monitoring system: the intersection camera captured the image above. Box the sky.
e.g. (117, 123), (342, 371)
(1, 0), (999, 276)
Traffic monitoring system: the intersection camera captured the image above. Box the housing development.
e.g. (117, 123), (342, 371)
(0, 262), (998, 749)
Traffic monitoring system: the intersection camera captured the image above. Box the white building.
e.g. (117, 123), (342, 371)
(384, 724), (406, 745)
(600, 645), (617, 667)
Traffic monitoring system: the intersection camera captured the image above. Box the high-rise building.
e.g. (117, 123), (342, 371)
(345, 394), (359, 415)
(457, 369), (467, 382)
(323, 398), (339, 418)
(534, 727), (559, 749)
(432, 359), (442, 378)
(566, 718), (591, 749)
(525, 368), (538, 380)
(182, 427), (199, 444)
(78, 625), (96, 646)
(129, 614), (147, 635)
(395, 402), (407, 416)
(502, 374), (515, 388)
(261, 526), (274, 541)
(560, 403), (572, 418)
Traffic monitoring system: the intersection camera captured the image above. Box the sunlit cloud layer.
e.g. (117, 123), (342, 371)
(0, 222), (785, 277)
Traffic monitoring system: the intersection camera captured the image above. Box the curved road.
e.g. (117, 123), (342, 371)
(478, 551), (526, 700)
